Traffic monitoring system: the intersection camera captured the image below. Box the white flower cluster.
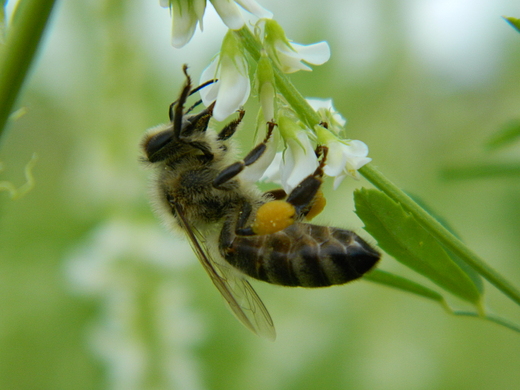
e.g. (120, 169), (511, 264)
(160, 0), (272, 48)
(161, 0), (372, 189)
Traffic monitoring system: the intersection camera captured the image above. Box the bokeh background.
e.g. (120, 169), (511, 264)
(1, 0), (520, 389)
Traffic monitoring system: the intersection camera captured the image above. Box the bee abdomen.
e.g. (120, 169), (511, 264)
(219, 223), (380, 287)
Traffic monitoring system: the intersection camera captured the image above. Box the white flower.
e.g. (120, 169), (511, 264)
(162, 0), (206, 48)
(261, 112), (318, 193)
(212, 0), (272, 29)
(323, 138), (372, 189)
(280, 130), (319, 192)
(261, 19), (331, 73)
(161, 0), (272, 48)
(274, 41), (331, 73)
(307, 98), (346, 134)
(199, 32), (250, 121)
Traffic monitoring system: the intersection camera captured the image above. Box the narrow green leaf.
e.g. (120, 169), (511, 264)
(364, 270), (520, 334)
(364, 269), (446, 304)
(451, 311), (520, 334)
(354, 188), (482, 305)
(485, 119), (520, 150)
(504, 16), (520, 34)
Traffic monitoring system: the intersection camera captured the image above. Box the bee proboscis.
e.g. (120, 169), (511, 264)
(141, 65), (380, 340)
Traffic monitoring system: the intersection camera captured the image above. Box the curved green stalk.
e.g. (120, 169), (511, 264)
(235, 26), (520, 309)
(0, 0), (57, 143)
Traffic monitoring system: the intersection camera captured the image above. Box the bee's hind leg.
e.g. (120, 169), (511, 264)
(284, 145), (328, 221)
(238, 147), (329, 236)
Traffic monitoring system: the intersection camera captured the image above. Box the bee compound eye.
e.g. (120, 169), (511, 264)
(145, 130), (173, 161)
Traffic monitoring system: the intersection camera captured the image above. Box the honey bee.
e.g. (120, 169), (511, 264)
(141, 65), (380, 340)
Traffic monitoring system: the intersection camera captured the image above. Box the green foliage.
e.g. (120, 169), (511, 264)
(2, 1), (520, 389)
(486, 119), (520, 150)
(354, 188), (482, 306)
(504, 16), (520, 33)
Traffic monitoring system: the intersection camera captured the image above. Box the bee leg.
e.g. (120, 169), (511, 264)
(264, 188), (287, 200)
(217, 109), (245, 140)
(213, 121), (276, 188)
(243, 147), (329, 236)
(285, 146), (328, 220)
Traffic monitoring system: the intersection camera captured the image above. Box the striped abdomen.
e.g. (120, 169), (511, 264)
(219, 222), (380, 287)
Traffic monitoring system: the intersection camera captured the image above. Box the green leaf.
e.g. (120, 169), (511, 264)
(485, 119), (520, 150)
(406, 193), (483, 294)
(364, 269), (520, 334)
(504, 16), (520, 34)
(364, 269), (446, 305)
(354, 188), (482, 305)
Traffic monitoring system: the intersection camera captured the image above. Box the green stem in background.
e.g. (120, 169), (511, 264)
(0, 0), (57, 143)
(235, 26), (520, 308)
(1, 1), (7, 45)
(441, 162), (520, 180)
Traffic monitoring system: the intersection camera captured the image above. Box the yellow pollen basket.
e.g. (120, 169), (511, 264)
(305, 190), (326, 221)
(252, 200), (296, 235)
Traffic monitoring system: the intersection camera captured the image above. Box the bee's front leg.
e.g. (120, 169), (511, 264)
(217, 109), (245, 141)
(213, 121), (276, 189)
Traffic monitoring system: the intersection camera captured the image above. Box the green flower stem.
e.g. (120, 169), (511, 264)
(236, 26), (520, 308)
(0, 0), (57, 143)
(237, 27), (322, 128)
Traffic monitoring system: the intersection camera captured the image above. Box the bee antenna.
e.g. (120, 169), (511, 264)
(169, 67), (218, 137)
(170, 65), (192, 138)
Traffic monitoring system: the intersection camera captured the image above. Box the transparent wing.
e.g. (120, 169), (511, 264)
(172, 202), (276, 341)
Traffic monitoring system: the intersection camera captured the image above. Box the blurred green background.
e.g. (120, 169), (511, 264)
(1, 1), (520, 389)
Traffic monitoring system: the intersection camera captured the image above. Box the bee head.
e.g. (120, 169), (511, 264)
(142, 65), (217, 164)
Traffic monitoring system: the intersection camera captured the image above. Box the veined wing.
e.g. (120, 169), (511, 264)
(171, 201), (276, 341)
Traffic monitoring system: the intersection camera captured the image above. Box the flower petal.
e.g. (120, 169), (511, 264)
(323, 142), (348, 177)
(199, 57), (220, 105)
(345, 140), (369, 157)
(275, 42), (313, 73)
(260, 152), (282, 184)
(242, 130), (278, 182)
(332, 173), (347, 190)
(171, 2), (201, 48)
(290, 41), (331, 66)
(281, 132), (318, 193)
(307, 98), (346, 127)
(212, 55), (250, 121)
(235, 0), (273, 18)
(210, 0), (244, 30)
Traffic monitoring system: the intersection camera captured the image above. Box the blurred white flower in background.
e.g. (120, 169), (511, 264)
(64, 219), (206, 390)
